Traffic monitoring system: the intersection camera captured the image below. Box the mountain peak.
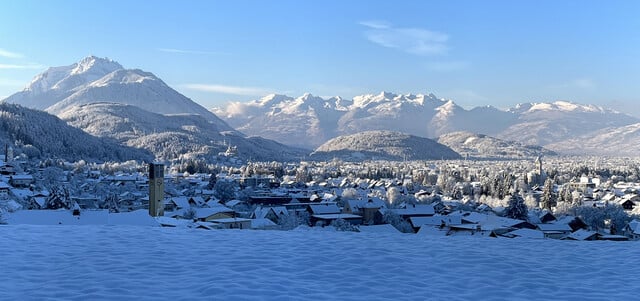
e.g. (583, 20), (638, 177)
(378, 91), (396, 99)
(72, 56), (123, 75)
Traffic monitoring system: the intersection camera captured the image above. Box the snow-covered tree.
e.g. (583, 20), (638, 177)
(540, 178), (556, 210)
(213, 180), (236, 202)
(575, 205), (630, 232)
(504, 193), (528, 220)
(330, 218), (358, 232)
(206, 173), (217, 190)
(382, 210), (413, 233)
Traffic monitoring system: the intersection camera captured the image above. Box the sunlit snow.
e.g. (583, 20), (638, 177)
(0, 224), (638, 300)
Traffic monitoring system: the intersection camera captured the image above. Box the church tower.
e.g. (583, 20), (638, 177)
(149, 163), (165, 217)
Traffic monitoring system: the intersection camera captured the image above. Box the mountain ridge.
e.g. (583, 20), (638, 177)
(213, 92), (639, 153)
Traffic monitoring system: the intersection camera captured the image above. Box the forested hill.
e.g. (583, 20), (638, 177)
(0, 103), (153, 162)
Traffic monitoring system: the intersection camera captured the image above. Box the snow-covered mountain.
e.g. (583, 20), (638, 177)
(214, 93), (639, 155)
(309, 130), (461, 161)
(546, 123), (640, 156)
(3, 56), (235, 132)
(57, 102), (308, 162)
(438, 131), (556, 159)
(0, 103), (152, 162)
(214, 91), (467, 149)
(499, 101), (637, 146)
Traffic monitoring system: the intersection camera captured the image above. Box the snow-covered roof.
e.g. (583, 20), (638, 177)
(564, 229), (599, 241)
(251, 218), (277, 229)
(387, 204), (435, 216)
(409, 215), (461, 227)
(170, 196), (190, 209)
(194, 206), (234, 219)
(537, 223), (572, 232)
(508, 228), (545, 239)
(211, 217), (252, 224)
(311, 214), (362, 220)
(308, 203), (341, 215)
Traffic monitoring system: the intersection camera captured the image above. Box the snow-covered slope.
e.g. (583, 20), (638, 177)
(57, 102), (307, 161)
(310, 130), (460, 161)
(499, 101), (637, 146)
(0, 103), (152, 162)
(1, 224), (639, 300)
(438, 131), (557, 159)
(3, 56), (235, 132)
(546, 123), (640, 156)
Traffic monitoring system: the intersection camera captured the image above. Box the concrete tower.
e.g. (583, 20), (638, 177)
(149, 163), (165, 217)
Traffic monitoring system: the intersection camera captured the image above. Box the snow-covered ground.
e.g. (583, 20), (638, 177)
(0, 224), (638, 300)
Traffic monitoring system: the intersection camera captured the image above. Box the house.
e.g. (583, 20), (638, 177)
(505, 228), (545, 239)
(166, 196), (190, 211)
(0, 163), (15, 175)
(378, 204), (436, 222)
(210, 217), (252, 229)
(310, 213), (362, 227)
(188, 196), (206, 207)
(447, 223), (497, 237)
(562, 229), (600, 241)
(251, 218), (279, 230)
(537, 210), (557, 223)
(307, 203), (341, 216)
(0, 181), (10, 199)
(343, 198), (386, 225)
(343, 198), (387, 215)
(598, 234), (629, 241)
(26, 195), (47, 210)
(408, 215), (462, 232)
(536, 223), (572, 239)
(448, 212), (536, 235)
(251, 206), (289, 224)
(553, 216), (588, 232)
(9, 174), (34, 188)
(192, 206), (235, 222)
(622, 219), (640, 240)
(618, 194), (640, 210)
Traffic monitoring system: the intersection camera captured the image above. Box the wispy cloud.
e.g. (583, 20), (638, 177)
(157, 48), (228, 55)
(358, 20), (391, 29)
(360, 21), (449, 55)
(549, 78), (596, 91)
(0, 48), (24, 59)
(0, 63), (44, 70)
(183, 84), (271, 96)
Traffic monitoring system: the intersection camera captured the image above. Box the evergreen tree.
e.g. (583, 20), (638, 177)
(504, 193), (528, 220)
(540, 178), (556, 210)
(207, 173), (217, 190)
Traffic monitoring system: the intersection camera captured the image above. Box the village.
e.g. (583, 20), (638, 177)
(1, 144), (640, 241)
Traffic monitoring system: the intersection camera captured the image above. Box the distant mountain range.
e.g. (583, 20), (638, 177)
(1, 56), (305, 162)
(3, 56), (639, 161)
(213, 92), (640, 156)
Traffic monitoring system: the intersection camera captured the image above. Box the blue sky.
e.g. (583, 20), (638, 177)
(0, 0), (638, 113)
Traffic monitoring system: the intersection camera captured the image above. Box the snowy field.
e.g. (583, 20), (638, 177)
(0, 225), (638, 300)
